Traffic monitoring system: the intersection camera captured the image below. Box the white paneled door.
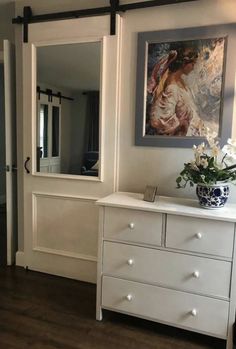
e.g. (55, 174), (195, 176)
(23, 16), (121, 282)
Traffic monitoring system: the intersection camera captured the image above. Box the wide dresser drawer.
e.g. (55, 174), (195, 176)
(166, 215), (234, 258)
(103, 242), (231, 298)
(102, 276), (229, 338)
(104, 207), (162, 246)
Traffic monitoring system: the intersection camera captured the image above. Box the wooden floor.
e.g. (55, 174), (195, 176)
(0, 203), (7, 266)
(0, 266), (225, 349)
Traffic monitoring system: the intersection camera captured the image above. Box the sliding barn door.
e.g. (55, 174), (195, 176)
(23, 16), (121, 282)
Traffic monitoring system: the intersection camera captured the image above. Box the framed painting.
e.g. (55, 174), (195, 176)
(135, 24), (236, 147)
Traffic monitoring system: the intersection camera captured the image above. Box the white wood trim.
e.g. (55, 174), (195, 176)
(16, 251), (25, 267)
(33, 191), (99, 202)
(32, 172), (102, 181)
(4, 40), (13, 265)
(98, 37), (105, 182)
(26, 260), (97, 284)
(96, 207), (104, 320)
(34, 37), (105, 47)
(33, 247), (97, 262)
(28, 16), (110, 43)
(31, 43), (37, 174)
(4, 40), (16, 266)
(113, 15), (122, 192)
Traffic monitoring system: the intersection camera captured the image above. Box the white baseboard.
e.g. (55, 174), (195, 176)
(0, 195), (6, 205)
(16, 251), (25, 267)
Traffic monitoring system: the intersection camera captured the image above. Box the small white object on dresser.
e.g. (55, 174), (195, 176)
(96, 192), (236, 349)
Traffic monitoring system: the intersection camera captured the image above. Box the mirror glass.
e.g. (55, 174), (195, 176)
(36, 42), (101, 177)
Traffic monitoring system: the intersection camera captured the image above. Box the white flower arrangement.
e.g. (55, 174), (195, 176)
(176, 127), (236, 188)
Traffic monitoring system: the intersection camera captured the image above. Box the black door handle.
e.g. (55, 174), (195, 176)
(24, 157), (30, 174)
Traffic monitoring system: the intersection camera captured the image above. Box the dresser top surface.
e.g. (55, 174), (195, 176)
(96, 192), (236, 222)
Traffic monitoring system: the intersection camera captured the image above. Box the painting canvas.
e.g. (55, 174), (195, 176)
(146, 38), (225, 138)
(135, 25), (236, 147)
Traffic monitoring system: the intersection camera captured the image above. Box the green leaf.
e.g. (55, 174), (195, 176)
(176, 177), (182, 184)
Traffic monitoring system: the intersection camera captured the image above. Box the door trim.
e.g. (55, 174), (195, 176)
(32, 247), (97, 262)
(4, 40), (16, 266)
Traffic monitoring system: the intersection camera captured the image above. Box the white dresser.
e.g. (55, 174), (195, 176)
(96, 192), (236, 349)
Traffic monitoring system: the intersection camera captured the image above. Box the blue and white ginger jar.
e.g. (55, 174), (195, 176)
(196, 182), (230, 209)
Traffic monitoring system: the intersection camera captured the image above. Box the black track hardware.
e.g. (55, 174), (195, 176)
(12, 0), (199, 43)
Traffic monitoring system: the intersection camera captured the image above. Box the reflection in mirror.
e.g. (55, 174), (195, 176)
(36, 42), (101, 177)
(39, 104), (48, 158)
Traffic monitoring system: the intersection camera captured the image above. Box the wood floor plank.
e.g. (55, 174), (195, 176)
(0, 204), (7, 266)
(0, 267), (225, 349)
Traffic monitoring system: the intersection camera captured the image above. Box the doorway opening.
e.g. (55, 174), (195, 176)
(0, 62), (7, 266)
(0, 41), (17, 267)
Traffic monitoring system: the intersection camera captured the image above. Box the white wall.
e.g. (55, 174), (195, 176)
(118, 0), (236, 202)
(14, 0), (236, 252)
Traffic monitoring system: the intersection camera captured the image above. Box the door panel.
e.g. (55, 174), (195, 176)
(23, 16), (121, 282)
(33, 193), (98, 259)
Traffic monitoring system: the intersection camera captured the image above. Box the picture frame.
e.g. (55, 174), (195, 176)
(143, 185), (157, 202)
(135, 24), (236, 148)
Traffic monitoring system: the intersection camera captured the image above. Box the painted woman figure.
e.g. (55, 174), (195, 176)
(146, 43), (204, 136)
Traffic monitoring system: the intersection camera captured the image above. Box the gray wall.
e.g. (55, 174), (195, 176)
(0, 64), (6, 204)
(0, 2), (15, 205)
(0, 3), (15, 50)
(69, 92), (87, 175)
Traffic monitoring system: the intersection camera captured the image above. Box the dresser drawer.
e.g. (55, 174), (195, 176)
(103, 242), (231, 299)
(102, 276), (228, 338)
(104, 207), (162, 246)
(102, 276), (228, 337)
(166, 215), (234, 258)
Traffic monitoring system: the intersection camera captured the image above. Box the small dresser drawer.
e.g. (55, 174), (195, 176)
(104, 207), (162, 246)
(102, 276), (228, 338)
(103, 242), (231, 298)
(166, 215), (234, 258)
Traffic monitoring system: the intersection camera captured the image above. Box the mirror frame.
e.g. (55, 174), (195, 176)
(32, 37), (104, 182)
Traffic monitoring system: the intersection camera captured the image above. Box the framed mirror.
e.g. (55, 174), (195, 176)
(36, 41), (101, 177)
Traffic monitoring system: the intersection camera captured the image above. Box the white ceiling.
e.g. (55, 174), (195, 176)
(37, 41), (101, 93)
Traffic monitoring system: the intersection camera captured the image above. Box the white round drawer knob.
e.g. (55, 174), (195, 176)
(191, 308), (198, 317)
(193, 271), (200, 278)
(126, 294), (133, 301)
(195, 232), (202, 239)
(128, 222), (135, 229)
(127, 259), (134, 266)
